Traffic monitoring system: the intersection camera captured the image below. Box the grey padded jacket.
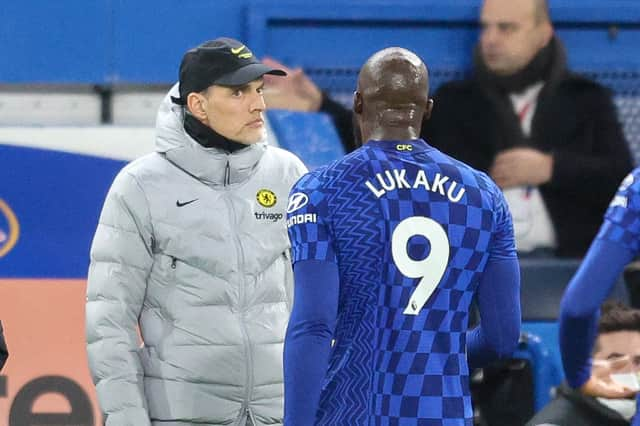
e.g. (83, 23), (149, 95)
(86, 85), (307, 426)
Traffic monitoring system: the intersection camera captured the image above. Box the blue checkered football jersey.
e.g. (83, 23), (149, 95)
(596, 167), (640, 251)
(557, 167), (640, 413)
(286, 139), (515, 425)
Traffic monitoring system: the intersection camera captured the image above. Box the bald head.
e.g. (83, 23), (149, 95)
(483, 0), (550, 24)
(353, 47), (432, 144)
(480, 0), (553, 75)
(532, 0), (550, 24)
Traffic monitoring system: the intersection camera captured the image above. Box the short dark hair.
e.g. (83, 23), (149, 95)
(598, 301), (640, 334)
(533, 0), (551, 24)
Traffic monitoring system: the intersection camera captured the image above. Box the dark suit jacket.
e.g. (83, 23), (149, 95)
(423, 73), (633, 257)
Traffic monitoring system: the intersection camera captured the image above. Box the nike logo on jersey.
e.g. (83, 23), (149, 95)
(176, 198), (199, 207)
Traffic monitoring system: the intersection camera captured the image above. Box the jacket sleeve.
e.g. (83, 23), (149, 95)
(318, 93), (358, 153)
(421, 83), (496, 172)
(86, 170), (154, 426)
(549, 84), (633, 204)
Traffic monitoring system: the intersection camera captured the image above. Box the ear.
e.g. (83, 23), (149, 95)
(424, 99), (434, 120)
(540, 21), (554, 46)
(186, 92), (208, 121)
(353, 91), (363, 114)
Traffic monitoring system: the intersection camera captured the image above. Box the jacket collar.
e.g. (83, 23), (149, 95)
(183, 113), (248, 153)
(473, 35), (568, 94)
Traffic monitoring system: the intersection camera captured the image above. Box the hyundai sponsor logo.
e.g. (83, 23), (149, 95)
(287, 193), (309, 214)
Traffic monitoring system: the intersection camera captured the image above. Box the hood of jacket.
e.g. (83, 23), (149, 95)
(154, 83), (267, 186)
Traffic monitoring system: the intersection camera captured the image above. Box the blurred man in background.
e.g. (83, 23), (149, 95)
(529, 302), (640, 426)
(86, 37), (306, 426)
(284, 46), (520, 425)
(264, 0), (632, 258)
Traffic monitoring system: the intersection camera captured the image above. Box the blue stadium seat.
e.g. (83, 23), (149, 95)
(519, 257), (629, 321)
(267, 110), (345, 170)
(512, 331), (564, 411)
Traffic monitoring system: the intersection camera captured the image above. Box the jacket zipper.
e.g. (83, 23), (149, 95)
(225, 188), (254, 422)
(170, 256), (177, 269)
(224, 160), (231, 186)
(246, 407), (253, 425)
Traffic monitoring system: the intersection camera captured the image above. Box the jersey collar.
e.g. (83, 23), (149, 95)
(364, 138), (433, 153)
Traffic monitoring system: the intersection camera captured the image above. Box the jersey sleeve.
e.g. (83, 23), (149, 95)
(488, 181), (517, 261)
(596, 169), (640, 253)
(287, 172), (337, 264)
(560, 169), (640, 388)
(466, 179), (521, 368)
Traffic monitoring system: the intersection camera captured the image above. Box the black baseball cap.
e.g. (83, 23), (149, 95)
(171, 37), (286, 105)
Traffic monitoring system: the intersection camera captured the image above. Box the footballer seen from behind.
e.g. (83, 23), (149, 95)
(283, 46), (522, 425)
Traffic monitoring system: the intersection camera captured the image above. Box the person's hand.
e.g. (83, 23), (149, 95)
(489, 148), (553, 189)
(580, 357), (638, 399)
(261, 57), (323, 112)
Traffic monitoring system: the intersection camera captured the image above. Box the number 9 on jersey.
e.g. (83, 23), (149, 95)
(391, 216), (450, 315)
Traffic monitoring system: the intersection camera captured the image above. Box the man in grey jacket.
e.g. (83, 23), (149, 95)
(86, 37), (307, 426)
